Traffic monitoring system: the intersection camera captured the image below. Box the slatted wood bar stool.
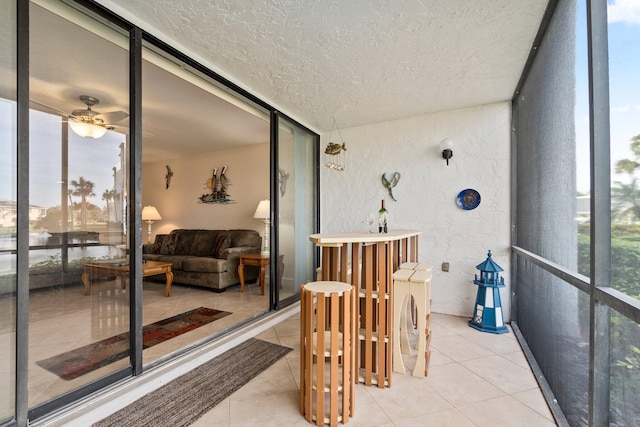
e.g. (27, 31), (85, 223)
(300, 281), (356, 426)
(392, 263), (433, 377)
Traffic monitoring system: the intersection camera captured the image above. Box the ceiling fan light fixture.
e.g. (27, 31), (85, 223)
(69, 118), (108, 138)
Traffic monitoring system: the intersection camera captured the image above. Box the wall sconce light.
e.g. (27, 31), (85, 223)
(141, 205), (162, 244)
(253, 199), (270, 255)
(440, 138), (453, 165)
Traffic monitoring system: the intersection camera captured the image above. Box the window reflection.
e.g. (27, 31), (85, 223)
(27, 0), (130, 408)
(0, 0), (17, 418)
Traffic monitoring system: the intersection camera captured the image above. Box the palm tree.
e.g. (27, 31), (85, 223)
(615, 134), (640, 174)
(102, 189), (115, 223)
(612, 178), (640, 223)
(67, 189), (74, 229)
(70, 177), (95, 229)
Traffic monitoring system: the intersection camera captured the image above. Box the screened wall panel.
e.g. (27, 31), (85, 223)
(515, 0), (578, 272)
(514, 0), (590, 425)
(609, 310), (640, 425)
(515, 257), (589, 425)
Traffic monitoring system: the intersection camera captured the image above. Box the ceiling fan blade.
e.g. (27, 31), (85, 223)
(29, 99), (71, 118)
(97, 110), (129, 123)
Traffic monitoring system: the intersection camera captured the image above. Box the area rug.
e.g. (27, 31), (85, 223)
(36, 307), (231, 380)
(93, 338), (292, 427)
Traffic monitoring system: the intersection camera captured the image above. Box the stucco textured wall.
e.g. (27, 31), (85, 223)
(320, 102), (511, 318)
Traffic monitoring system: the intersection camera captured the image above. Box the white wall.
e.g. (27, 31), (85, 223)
(142, 143), (269, 240)
(320, 102), (512, 319)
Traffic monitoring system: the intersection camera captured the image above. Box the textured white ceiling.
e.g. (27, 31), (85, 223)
(97, 0), (549, 132)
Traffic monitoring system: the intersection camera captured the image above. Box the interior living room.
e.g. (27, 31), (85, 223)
(2, 0), (640, 426)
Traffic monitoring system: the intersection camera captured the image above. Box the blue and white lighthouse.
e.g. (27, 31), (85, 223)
(469, 250), (509, 334)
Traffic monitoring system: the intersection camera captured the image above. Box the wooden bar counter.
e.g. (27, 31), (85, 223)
(309, 229), (421, 388)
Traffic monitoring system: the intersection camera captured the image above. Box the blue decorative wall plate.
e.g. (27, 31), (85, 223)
(456, 189), (481, 210)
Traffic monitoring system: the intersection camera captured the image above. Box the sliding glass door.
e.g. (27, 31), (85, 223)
(4, 0), (319, 423)
(276, 115), (318, 307)
(28, 0), (130, 410)
(0, 0), (17, 423)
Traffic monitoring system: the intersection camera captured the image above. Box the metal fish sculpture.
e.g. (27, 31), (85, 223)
(325, 142), (346, 155)
(381, 172), (401, 201)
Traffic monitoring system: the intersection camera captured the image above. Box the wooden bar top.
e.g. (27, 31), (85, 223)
(309, 229), (421, 245)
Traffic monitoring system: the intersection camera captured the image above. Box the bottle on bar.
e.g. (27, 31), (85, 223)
(378, 199), (388, 233)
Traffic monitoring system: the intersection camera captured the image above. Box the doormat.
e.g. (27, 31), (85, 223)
(36, 307), (231, 380)
(93, 338), (292, 427)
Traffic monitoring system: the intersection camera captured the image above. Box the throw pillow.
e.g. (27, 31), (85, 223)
(149, 234), (167, 254)
(159, 233), (179, 255)
(190, 231), (219, 256)
(213, 232), (231, 258)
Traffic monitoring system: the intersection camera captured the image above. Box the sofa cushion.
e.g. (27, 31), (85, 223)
(213, 232), (231, 258)
(159, 233), (179, 255)
(148, 234), (167, 254)
(190, 231), (219, 256)
(172, 230), (200, 255)
(155, 255), (195, 270)
(182, 257), (227, 273)
(228, 229), (261, 248)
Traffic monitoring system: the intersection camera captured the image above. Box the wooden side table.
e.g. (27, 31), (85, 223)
(238, 253), (284, 295)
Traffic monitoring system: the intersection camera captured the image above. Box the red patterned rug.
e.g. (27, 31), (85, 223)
(36, 307), (231, 380)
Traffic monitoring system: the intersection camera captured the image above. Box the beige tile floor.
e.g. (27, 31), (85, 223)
(192, 313), (557, 427)
(3, 278), (557, 426)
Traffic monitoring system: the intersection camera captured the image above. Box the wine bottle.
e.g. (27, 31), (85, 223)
(378, 199), (388, 233)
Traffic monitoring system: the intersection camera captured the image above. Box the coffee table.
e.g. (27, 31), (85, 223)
(82, 260), (174, 296)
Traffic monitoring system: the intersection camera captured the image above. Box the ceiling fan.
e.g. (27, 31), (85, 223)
(31, 95), (129, 139)
(67, 95), (128, 138)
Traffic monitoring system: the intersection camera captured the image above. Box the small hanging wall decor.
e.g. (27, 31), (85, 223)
(165, 165), (173, 189)
(325, 118), (347, 171)
(278, 168), (290, 197)
(456, 188), (481, 210)
(381, 172), (401, 201)
(199, 165), (235, 204)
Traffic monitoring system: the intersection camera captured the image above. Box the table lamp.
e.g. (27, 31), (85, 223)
(142, 205), (162, 244)
(253, 199), (270, 255)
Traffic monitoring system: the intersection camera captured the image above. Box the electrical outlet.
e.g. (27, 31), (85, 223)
(442, 262), (449, 272)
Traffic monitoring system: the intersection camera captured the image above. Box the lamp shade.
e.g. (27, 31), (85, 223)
(253, 199), (270, 219)
(69, 118), (108, 139)
(142, 205), (162, 221)
(439, 138), (453, 151)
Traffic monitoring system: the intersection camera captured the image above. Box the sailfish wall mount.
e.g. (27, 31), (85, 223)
(199, 165), (235, 204)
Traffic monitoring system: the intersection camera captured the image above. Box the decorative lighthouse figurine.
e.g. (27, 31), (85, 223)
(469, 250), (509, 334)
